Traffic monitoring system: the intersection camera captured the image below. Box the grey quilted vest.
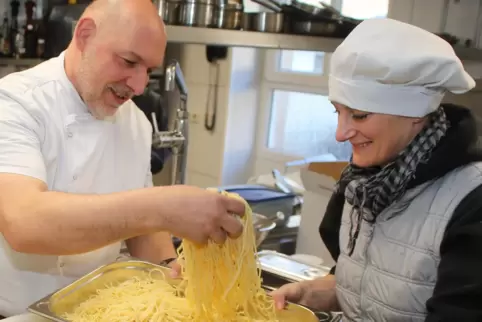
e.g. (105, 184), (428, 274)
(335, 163), (482, 321)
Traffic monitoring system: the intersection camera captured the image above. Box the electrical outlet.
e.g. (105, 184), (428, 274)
(190, 113), (199, 124)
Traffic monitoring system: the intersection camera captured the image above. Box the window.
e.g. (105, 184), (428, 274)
(341, 0), (389, 20)
(278, 50), (325, 75)
(266, 90), (352, 159)
(256, 0), (390, 166)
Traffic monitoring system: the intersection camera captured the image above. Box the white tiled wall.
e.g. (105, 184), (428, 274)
(221, 47), (261, 186)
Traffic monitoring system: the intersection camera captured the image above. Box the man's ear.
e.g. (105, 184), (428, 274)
(73, 17), (97, 52)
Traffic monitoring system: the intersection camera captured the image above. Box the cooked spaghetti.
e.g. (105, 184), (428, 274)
(62, 190), (278, 322)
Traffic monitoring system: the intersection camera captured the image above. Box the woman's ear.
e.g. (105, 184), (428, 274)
(411, 116), (429, 128)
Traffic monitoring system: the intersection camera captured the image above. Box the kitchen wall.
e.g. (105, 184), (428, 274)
(1, 0), (482, 188)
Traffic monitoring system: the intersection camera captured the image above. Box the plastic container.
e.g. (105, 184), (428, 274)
(218, 184), (297, 221)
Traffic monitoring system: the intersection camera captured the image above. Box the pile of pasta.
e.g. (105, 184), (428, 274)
(63, 190), (278, 322)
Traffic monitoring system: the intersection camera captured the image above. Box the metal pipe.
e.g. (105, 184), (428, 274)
(172, 100), (189, 185)
(164, 60), (188, 99)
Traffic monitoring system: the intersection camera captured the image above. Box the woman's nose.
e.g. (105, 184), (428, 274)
(335, 118), (356, 142)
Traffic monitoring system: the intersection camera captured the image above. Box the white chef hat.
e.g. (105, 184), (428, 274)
(329, 18), (476, 117)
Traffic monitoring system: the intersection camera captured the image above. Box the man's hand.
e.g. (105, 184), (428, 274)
(158, 186), (245, 244)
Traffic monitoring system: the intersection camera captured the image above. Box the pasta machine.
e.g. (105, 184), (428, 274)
(151, 60), (189, 185)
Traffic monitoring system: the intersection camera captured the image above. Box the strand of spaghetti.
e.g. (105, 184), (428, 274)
(179, 190), (277, 321)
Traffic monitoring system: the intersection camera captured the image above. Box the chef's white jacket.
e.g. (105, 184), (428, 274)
(0, 52), (154, 316)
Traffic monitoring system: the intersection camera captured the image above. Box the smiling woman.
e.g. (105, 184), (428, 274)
(271, 17), (482, 322)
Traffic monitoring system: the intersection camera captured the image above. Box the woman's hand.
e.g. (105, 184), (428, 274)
(270, 274), (339, 312)
(167, 259), (182, 279)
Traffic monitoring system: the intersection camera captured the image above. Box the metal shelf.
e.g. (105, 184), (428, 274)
(0, 58), (44, 67)
(165, 25), (344, 52)
(453, 45), (482, 61)
(165, 25), (482, 60)
(1, 27), (482, 68)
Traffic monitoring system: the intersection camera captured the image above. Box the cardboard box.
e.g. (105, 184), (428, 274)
(295, 162), (348, 267)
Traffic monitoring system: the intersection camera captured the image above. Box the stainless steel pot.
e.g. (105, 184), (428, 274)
(214, 3), (243, 29)
(291, 20), (338, 36)
(178, 0), (216, 27)
(244, 12), (284, 33)
(164, 1), (182, 24)
(153, 0), (166, 18)
(154, 0), (181, 24)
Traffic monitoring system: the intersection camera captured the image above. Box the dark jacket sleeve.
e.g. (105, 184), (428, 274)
(425, 184), (482, 322)
(319, 191), (345, 275)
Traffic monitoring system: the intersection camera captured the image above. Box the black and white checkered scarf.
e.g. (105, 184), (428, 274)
(337, 107), (450, 256)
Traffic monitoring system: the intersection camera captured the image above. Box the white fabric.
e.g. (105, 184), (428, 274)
(329, 18), (476, 117)
(0, 53), (153, 316)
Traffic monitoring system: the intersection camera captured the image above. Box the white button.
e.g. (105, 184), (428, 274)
(67, 132), (73, 138)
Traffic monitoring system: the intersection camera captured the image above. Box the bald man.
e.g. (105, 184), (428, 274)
(0, 0), (244, 317)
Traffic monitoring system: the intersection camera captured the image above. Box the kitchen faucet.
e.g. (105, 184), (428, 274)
(151, 59), (189, 185)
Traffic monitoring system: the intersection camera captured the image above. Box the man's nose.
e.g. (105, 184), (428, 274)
(126, 69), (149, 96)
(335, 117), (356, 142)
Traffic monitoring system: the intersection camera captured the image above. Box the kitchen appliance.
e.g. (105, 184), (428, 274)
(152, 60), (189, 185)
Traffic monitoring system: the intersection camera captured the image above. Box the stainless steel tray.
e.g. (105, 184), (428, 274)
(257, 250), (332, 282)
(28, 259), (320, 322)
